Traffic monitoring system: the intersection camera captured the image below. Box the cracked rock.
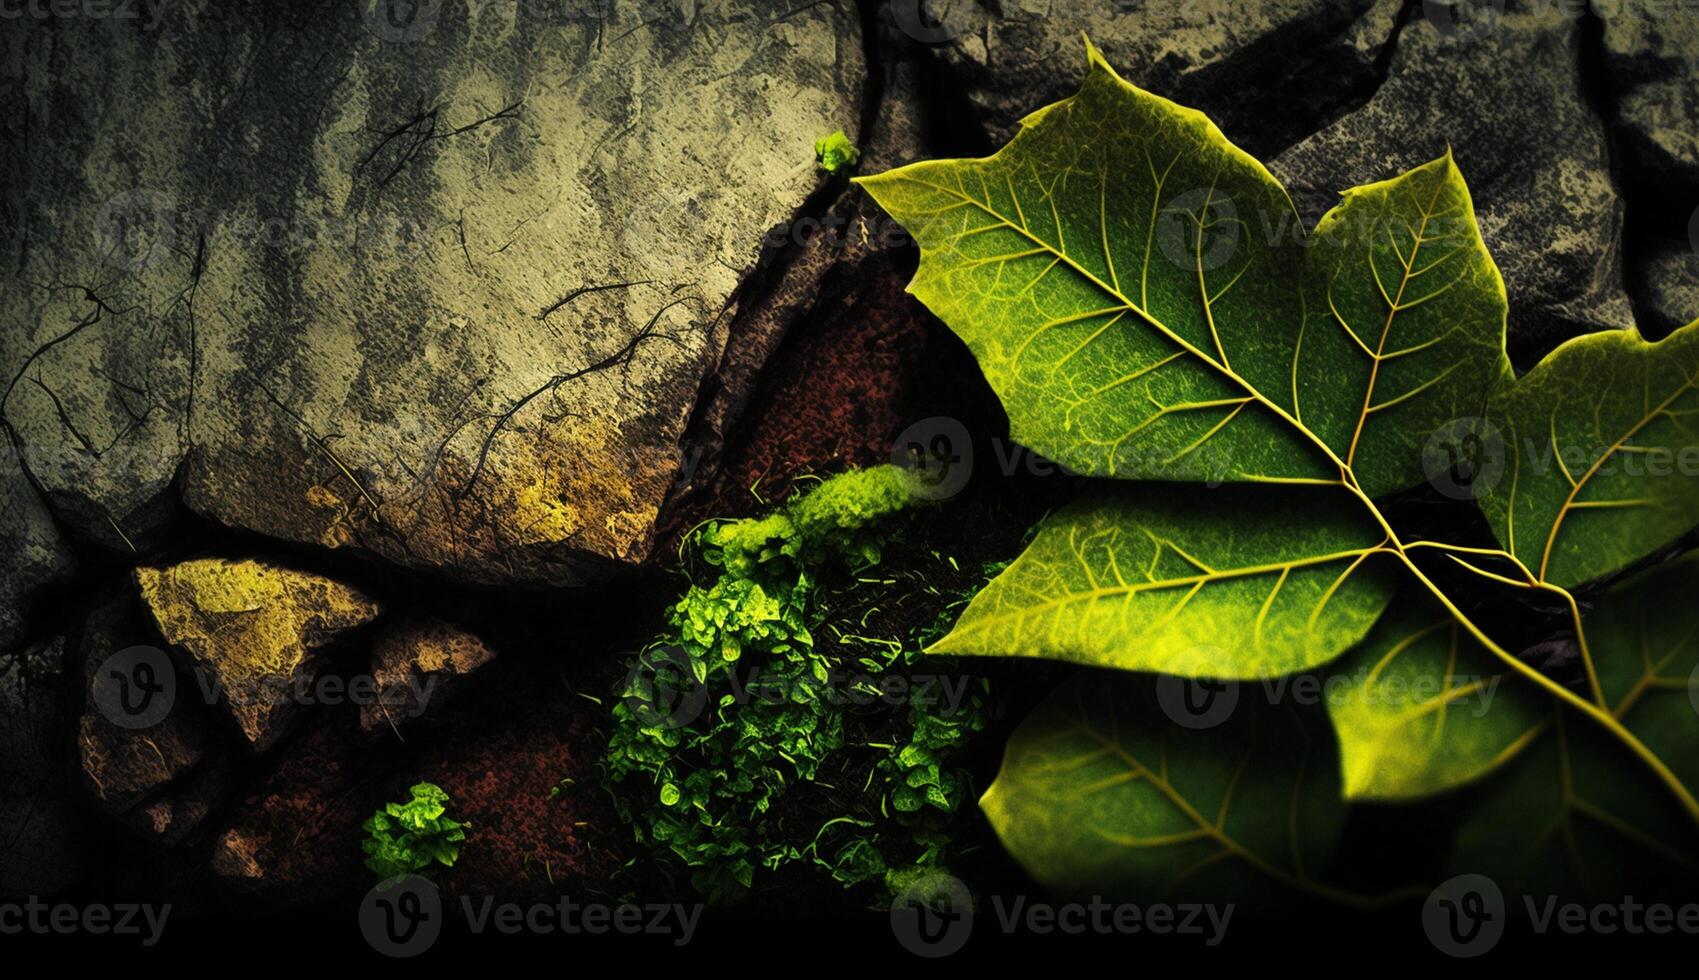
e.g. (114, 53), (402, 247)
(908, 0), (1382, 158)
(3, 0), (865, 584)
(134, 558), (381, 751)
(359, 616), (497, 733)
(75, 591), (229, 843)
(1270, 2), (1635, 365)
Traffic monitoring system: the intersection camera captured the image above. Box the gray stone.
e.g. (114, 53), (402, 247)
(3, 1), (865, 585)
(0, 441), (77, 651)
(1602, 7), (1699, 188)
(907, 0), (1383, 157)
(1270, 3), (1635, 364)
(1635, 242), (1699, 337)
(0, 637), (93, 893)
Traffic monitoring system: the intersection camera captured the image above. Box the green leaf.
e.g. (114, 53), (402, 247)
(857, 44), (1506, 501)
(1481, 322), (1699, 589)
(980, 671), (1344, 901)
(856, 41), (1329, 485)
(1325, 597), (1546, 801)
(1297, 152), (1513, 500)
(1449, 554), (1699, 899)
(929, 485), (1396, 679)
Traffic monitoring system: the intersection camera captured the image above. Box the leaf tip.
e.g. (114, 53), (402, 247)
(1081, 33), (1116, 78)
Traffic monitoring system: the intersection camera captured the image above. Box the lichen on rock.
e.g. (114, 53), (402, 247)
(133, 558), (382, 750)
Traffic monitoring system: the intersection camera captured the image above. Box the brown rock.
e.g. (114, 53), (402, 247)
(75, 591), (231, 842)
(134, 559), (381, 750)
(360, 618), (497, 733)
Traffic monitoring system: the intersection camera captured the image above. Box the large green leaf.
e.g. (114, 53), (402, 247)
(981, 671), (1345, 902)
(857, 41), (1327, 485)
(929, 485), (1396, 678)
(1326, 597), (1546, 801)
(1481, 322), (1699, 589)
(1449, 553), (1699, 899)
(858, 43), (1507, 500)
(1297, 152), (1513, 500)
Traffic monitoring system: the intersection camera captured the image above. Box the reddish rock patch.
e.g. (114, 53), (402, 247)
(662, 228), (1007, 545)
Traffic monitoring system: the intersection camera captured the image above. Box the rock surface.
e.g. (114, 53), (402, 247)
(910, 0), (1384, 158)
(0, 637), (93, 893)
(0, 443), (77, 652)
(1635, 242), (1699, 337)
(359, 616), (497, 733)
(1602, 9), (1699, 189)
(75, 591), (230, 843)
(3, 1), (865, 585)
(134, 559), (381, 750)
(1270, 3), (1635, 366)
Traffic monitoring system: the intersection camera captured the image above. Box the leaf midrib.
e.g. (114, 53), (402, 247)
(900, 174), (1354, 482)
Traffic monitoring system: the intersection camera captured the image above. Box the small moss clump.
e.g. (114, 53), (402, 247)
(362, 782), (469, 881)
(602, 465), (990, 902)
(813, 130), (860, 175)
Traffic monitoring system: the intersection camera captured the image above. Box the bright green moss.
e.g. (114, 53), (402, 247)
(361, 782), (468, 881)
(813, 129), (860, 175)
(601, 465), (987, 901)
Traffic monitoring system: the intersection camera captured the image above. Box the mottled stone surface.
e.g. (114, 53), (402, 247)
(1637, 243), (1699, 337)
(1603, 9), (1699, 188)
(134, 558), (381, 750)
(1270, 4), (1635, 365)
(4, 1), (865, 585)
(359, 616), (496, 732)
(0, 442), (76, 652)
(0, 637), (93, 893)
(74, 591), (229, 842)
(909, 0), (1381, 157)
